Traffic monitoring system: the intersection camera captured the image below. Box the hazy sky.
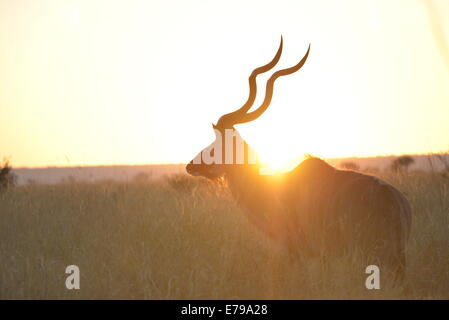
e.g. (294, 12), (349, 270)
(0, 0), (448, 168)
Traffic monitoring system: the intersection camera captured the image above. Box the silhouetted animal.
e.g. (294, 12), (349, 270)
(186, 37), (412, 283)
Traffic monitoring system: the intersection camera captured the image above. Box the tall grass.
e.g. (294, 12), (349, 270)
(0, 171), (447, 299)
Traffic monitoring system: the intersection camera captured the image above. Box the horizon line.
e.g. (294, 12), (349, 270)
(10, 151), (449, 170)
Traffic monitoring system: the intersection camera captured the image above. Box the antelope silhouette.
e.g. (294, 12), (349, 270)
(186, 37), (412, 283)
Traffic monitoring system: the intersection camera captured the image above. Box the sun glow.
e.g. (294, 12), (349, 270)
(0, 0), (448, 167)
(259, 155), (303, 174)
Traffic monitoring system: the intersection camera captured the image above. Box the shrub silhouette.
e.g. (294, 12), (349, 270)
(0, 159), (17, 191)
(391, 155), (415, 172)
(436, 152), (449, 173)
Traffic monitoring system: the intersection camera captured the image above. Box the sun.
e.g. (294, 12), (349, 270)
(257, 147), (304, 174)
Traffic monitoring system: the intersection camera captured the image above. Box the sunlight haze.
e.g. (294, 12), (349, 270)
(0, 0), (448, 168)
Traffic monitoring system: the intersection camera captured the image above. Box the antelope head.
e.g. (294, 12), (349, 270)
(186, 37), (310, 180)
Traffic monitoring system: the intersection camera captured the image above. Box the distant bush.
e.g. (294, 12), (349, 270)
(391, 155), (415, 172)
(339, 161), (360, 171)
(435, 152), (449, 173)
(0, 159), (17, 191)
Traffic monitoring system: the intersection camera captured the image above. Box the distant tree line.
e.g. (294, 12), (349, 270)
(339, 155), (416, 173)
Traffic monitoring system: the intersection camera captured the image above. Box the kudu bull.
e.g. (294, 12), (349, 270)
(186, 37), (412, 283)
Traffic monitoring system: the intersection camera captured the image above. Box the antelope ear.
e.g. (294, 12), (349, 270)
(212, 123), (218, 129)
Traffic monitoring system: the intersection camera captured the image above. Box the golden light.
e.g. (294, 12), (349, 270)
(0, 0), (448, 167)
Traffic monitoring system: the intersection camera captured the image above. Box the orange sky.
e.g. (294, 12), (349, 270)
(0, 0), (448, 168)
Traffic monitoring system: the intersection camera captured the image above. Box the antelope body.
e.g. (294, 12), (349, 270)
(186, 37), (412, 282)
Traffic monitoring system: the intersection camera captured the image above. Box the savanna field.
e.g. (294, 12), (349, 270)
(0, 170), (448, 299)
